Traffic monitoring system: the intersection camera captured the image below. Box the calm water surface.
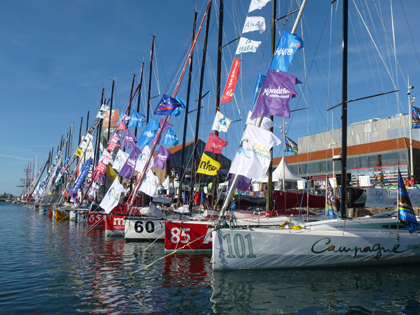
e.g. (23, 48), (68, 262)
(1, 203), (420, 314)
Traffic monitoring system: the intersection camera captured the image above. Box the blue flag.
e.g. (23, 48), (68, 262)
(252, 72), (266, 105)
(269, 29), (304, 72)
(137, 117), (160, 146)
(154, 94), (183, 116)
(170, 97), (186, 117)
(412, 106), (420, 129)
(398, 170), (419, 233)
(162, 127), (179, 146)
(70, 158), (93, 195)
(128, 111), (145, 128)
(285, 137), (298, 155)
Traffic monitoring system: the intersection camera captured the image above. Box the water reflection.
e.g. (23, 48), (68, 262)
(211, 266), (420, 314)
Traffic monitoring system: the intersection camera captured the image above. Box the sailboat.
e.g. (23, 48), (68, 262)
(212, 0), (420, 270)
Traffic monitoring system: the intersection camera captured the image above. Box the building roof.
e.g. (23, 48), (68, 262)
(152, 140), (195, 158)
(274, 138), (420, 165)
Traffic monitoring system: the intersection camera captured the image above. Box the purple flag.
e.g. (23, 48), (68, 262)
(119, 147), (141, 179)
(250, 71), (301, 120)
(154, 119), (173, 145)
(229, 174), (252, 192)
(121, 129), (137, 150)
(153, 145), (174, 170)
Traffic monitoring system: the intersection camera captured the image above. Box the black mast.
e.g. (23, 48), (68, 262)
(146, 36), (156, 124)
(340, 0), (348, 219)
(135, 63), (145, 138)
(189, 0), (212, 199)
(177, 11), (198, 208)
(211, 0), (223, 208)
(107, 80), (115, 142)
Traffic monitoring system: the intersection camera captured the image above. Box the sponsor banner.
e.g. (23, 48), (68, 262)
(221, 58), (241, 103)
(365, 188), (420, 208)
(164, 221), (213, 251)
(105, 215), (125, 231)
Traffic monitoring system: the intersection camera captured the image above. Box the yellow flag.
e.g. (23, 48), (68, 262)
(196, 153), (221, 176)
(106, 164), (118, 181)
(75, 148), (84, 157)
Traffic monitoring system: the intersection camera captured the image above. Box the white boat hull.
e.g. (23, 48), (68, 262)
(124, 217), (166, 240)
(212, 218), (420, 270)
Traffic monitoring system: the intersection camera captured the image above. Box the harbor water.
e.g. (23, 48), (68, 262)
(2, 202), (420, 314)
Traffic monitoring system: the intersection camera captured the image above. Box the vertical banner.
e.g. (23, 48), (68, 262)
(221, 58), (242, 103)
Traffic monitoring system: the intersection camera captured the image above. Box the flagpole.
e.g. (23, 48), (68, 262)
(408, 76), (414, 179)
(128, 0), (213, 206)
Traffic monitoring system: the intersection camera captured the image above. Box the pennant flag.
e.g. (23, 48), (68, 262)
(235, 37), (261, 55)
(154, 94), (183, 116)
(121, 129), (137, 150)
(205, 132), (228, 154)
(135, 146), (152, 173)
(128, 111), (145, 128)
(95, 161), (107, 175)
(112, 149), (130, 172)
(221, 58), (242, 103)
(229, 124), (281, 181)
(246, 111), (273, 130)
(229, 174), (252, 192)
(153, 145), (174, 170)
(269, 30), (304, 72)
(248, 0), (271, 12)
(196, 153), (221, 176)
(70, 158), (93, 195)
(212, 111), (233, 133)
(170, 97), (186, 117)
(250, 71), (301, 120)
(99, 150), (113, 165)
(154, 119), (173, 145)
(285, 137), (298, 155)
(99, 177), (126, 214)
(242, 16), (266, 34)
(137, 117), (160, 146)
(100, 104), (110, 112)
(230, 198), (237, 211)
(162, 127), (179, 146)
(96, 111), (106, 119)
(326, 179), (340, 219)
(398, 170), (419, 233)
(107, 130), (121, 151)
(106, 164), (118, 181)
(251, 72), (266, 105)
(117, 121), (127, 132)
(119, 147), (141, 179)
(412, 105), (420, 129)
(139, 169), (160, 197)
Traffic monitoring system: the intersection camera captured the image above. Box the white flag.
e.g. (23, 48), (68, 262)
(246, 111), (274, 130)
(242, 16), (266, 34)
(135, 146), (153, 173)
(229, 124), (281, 181)
(140, 169), (159, 197)
(99, 177), (126, 214)
(97, 111), (106, 119)
(211, 111), (233, 133)
(112, 149), (129, 172)
(235, 37), (262, 55)
(249, 0), (271, 12)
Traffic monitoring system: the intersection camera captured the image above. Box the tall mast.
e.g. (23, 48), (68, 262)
(146, 36), (156, 124)
(189, 0), (212, 199)
(211, 0), (224, 208)
(267, 0), (276, 211)
(107, 80), (115, 142)
(135, 63), (145, 138)
(94, 89), (104, 166)
(177, 11), (198, 208)
(340, 0), (348, 219)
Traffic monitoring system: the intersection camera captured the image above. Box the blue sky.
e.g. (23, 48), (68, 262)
(1, 0), (419, 195)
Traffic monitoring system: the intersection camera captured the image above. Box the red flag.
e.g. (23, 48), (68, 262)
(95, 161), (107, 175)
(204, 132), (228, 154)
(117, 121), (127, 132)
(221, 58), (241, 103)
